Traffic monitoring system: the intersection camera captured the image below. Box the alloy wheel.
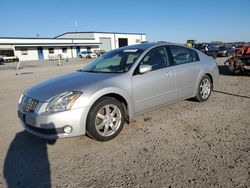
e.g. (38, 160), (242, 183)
(200, 78), (211, 100)
(95, 104), (122, 137)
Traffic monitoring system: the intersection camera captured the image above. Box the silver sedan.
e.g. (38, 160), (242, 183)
(18, 42), (219, 141)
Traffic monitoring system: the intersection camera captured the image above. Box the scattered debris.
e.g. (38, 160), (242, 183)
(15, 72), (33, 75)
(144, 117), (151, 122)
(224, 45), (250, 74)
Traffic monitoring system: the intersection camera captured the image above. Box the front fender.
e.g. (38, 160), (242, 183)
(75, 87), (134, 121)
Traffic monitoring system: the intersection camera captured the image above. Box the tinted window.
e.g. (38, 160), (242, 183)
(190, 49), (199, 62)
(169, 46), (193, 65)
(218, 46), (226, 51)
(140, 47), (169, 71)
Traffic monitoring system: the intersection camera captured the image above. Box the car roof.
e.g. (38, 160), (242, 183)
(106, 42), (196, 55)
(119, 41), (185, 51)
(118, 42), (156, 50)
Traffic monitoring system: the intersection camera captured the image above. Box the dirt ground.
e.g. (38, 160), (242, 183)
(0, 58), (249, 188)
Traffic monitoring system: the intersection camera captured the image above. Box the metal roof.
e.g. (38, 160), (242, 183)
(56, 31), (146, 38)
(0, 37), (95, 40)
(0, 36), (100, 47)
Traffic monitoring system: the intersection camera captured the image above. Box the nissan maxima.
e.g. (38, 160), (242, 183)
(18, 42), (219, 141)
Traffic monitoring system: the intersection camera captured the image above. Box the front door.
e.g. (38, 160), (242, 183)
(37, 47), (44, 60)
(132, 46), (177, 113)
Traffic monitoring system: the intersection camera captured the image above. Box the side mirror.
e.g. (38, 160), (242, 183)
(139, 64), (152, 74)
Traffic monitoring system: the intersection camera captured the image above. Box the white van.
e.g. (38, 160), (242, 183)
(0, 46), (19, 63)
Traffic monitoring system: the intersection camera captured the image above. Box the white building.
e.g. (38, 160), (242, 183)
(0, 31), (146, 61)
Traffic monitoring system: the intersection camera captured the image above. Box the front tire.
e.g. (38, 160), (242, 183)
(195, 75), (212, 102)
(86, 97), (125, 141)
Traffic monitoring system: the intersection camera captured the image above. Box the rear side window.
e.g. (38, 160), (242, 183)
(169, 46), (199, 65)
(189, 49), (199, 62)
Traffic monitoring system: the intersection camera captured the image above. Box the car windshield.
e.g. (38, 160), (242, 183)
(81, 48), (144, 73)
(208, 45), (217, 50)
(218, 46), (226, 51)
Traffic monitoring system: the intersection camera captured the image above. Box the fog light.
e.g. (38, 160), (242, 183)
(64, 126), (72, 134)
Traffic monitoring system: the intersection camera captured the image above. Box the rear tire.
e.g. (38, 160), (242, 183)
(195, 75), (212, 102)
(86, 97), (125, 141)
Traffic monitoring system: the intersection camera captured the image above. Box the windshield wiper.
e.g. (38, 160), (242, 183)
(77, 69), (98, 73)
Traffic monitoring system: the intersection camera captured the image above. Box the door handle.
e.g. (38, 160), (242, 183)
(165, 71), (174, 77)
(194, 65), (200, 70)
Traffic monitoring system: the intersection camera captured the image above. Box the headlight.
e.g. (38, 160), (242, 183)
(18, 94), (24, 104)
(46, 91), (82, 113)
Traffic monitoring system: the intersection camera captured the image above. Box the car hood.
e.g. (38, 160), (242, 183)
(25, 71), (119, 102)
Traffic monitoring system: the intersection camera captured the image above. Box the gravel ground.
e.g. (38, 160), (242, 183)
(0, 58), (249, 188)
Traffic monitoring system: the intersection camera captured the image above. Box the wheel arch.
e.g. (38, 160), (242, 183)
(193, 71), (214, 97)
(205, 73), (213, 88)
(101, 93), (130, 122)
(86, 87), (134, 123)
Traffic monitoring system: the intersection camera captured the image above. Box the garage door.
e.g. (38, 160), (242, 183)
(99, 37), (112, 52)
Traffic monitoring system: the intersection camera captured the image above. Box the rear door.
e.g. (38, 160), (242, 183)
(168, 45), (201, 98)
(132, 46), (177, 113)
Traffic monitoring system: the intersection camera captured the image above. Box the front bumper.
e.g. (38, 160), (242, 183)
(18, 106), (90, 139)
(244, 65), (250, 70)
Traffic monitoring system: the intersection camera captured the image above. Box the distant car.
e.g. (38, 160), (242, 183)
(18, 42), (219, 141)
(0, 48), (19, 63)
(225, 45), (235, 56)
(193, 43), (209, 54)
(207, 45), (226, 58)
(206, 45), (235, 58)
(93, 49), (105, 57)
(78, 51), (97, 59)
(0, 58), (5, 65)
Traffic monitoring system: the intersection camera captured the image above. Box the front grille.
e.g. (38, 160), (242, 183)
(21, 96), (39, 112)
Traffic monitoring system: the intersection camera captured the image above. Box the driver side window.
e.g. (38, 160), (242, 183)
(140, 47), (169, 71)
